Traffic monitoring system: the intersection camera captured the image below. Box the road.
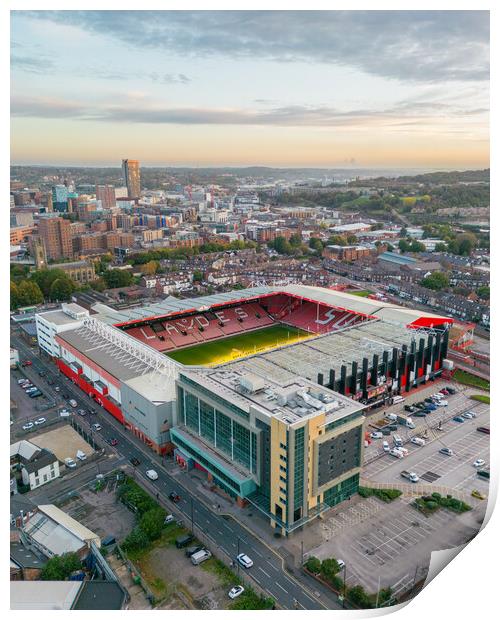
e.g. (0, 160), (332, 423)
(11, 332), (335, 610)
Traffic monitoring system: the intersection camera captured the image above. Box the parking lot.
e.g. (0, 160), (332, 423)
(309, 493), (485, 596)
(363, 402), (489, 497)
(29, 425), (96, 463)
(364, 382), (486, 463)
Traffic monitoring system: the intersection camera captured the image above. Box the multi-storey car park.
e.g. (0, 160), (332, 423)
(35, 285), (453, 534)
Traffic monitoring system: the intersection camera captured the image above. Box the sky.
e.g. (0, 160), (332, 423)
(10, 10), (490, 168)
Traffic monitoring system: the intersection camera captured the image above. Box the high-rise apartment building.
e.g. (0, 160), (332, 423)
(38, 216), (73, 260)
(96, 184), (117, 209)
(121, 159), (141, 199)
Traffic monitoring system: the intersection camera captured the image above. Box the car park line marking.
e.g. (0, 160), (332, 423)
(259, 567), (271, 578)
(275, 583), (288, 594)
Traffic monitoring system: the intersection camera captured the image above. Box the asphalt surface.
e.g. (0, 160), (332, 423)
(11, 333), (335, 610)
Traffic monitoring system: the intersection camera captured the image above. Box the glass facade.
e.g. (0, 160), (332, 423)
(293, 426), (305, 511)
(177, 381), (257, 474)
(323, 473), (360, 507)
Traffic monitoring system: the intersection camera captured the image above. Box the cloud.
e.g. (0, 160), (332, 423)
(11, 55), (55, 74)
(10, 95), (488, 130)
(21, 10), (489, 83)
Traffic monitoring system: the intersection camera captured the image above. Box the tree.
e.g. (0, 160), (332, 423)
(10, 281), (20, 310)
(304, 556), (321, 573)
(50, 278), (75, 301)
(139, 507), (166, 541)
(289, 233), (302, 247)
(320, 558), (341, 582)
(41, 552), (81, 580)
(435, 242), (448, 252)
(327, 235), (347, 247)
(122, 526), (150, 552)
(477, 286), (490, 300)
(309, 238), (324, 253)
(421, 271), (449, 291)
(31, 268), (68, 297)
(347, 585), (373, 609)
(141, 260), (160, 276)
(192, 269), (204, 283)
(103, 269), (133, 288)
(399, 227), (407, 238)
(346, 235), (358, 244)
(17, 280), (43, 306)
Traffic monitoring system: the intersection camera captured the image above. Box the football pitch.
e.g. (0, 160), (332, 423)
(166, 324), (312, 366)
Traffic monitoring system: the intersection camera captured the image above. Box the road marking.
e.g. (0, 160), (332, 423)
(275, 582), (288, 594)
(259, 567), (271, 578)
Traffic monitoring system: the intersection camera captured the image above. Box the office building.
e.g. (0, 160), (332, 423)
(52, 185), (69, 212)
(121, 159), (141, 199)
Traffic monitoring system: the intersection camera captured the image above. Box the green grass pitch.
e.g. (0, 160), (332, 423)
(166, 324), (312, 366)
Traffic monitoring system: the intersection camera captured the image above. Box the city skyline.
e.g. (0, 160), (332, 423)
(11, 10), (489, 168)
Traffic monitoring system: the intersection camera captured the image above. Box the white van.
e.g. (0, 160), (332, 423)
(69, 399), (78, 408)
(191, 549), (212, 565)
(76, 450), (87, 461)
(390, 448), (404, 459)
(382, 441), (390, 452)
(385, 413), (398, 422)
(59, 409), (70, 418)
(392, 395), (405, 404)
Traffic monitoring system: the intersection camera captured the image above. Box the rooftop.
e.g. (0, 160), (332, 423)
(182, 364), (364, 426)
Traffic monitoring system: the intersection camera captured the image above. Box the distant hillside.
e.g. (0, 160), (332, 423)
(391, 169), (489, 184)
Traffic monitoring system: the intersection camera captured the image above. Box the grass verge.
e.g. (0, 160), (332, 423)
(453, 369), (490, 391)
(358, 487), (402, 502)
(470, 394), (490, 404)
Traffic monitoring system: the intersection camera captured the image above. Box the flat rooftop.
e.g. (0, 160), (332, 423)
(182, 365), (364, 426)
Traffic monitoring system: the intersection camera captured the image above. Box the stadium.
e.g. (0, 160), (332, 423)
(39, 285), (453, 533)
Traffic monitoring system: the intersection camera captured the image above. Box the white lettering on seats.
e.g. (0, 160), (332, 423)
(164, 323), (180, 335)
(315, 307), (338, 325)
(234, 307), (248, 319)
(195, 315), (210, 328)
(214, 310), (229, 324)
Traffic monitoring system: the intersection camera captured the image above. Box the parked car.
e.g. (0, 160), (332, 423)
(34, 417), (46, 425)
(91, 423), (102, 431)
(175, 534), (194, 548)
(191, 549), (212, 565)
(439, 447), (454, 456)
(477, 470), (490, 480)
(382, 441), (390, 452)
(169, 492), (181, 502)
(228, 585), (245, 600)
(21, 360), (32, 367)
(185, 545), (204, 557)
(453, 416), (465, 423)
(64, 457), (77, 469)
(404, 405), (416, 413)
(130, 457), (140, 466)
(462, 412), (474, 419)
(477, 426), (490, 434)
(413, 411), (427, 417)
(411, 437), (426, 446)
(164, 514), (175, 525)
(336, 559), (346, 570)
(54, 386), (61, 392)
(22, 422), (34, 431)
(436, 400), (448, 407)
(29, 390), (43, 398)
(370, 431), (383, 439)
(237, 553), (254, 568)
(471, 490), (487, 500)
(389, 448), (404, 459)
(69, 399), (78, 408)
(446, 387), (457, 394)
(77, 409), (87, 416)
(473, 459), (486, 468)
(426, 404), (437, 411)
(440, 389), (449, 395)
(146, 469), (159, 481)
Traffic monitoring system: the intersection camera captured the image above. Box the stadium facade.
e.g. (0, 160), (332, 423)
(36, 285), (452, 533)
